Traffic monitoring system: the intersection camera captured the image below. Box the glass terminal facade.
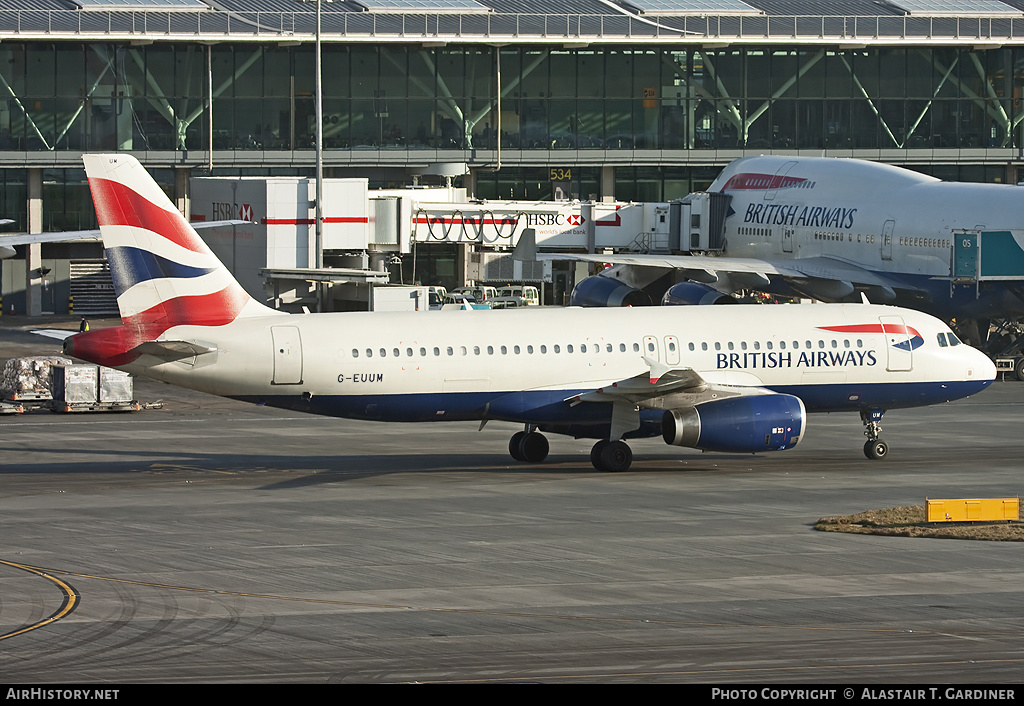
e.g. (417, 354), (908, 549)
(2, 30), (1024, 312)
(1, 43), (1021, 165)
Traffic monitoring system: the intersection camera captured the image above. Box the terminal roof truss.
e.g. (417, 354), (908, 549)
(0, 0), (1021, 43)
(350, 0), (491, 12)
(883, 1), (1023, 16)
(68, 0), (211, 8)
(618, 0), (762, 15)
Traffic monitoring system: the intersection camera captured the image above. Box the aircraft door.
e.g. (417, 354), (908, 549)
(783, 227), (794, 253)
(271, 325), (303, 384)
(881, 220), (895, 261)
(879, 315), (913, 372)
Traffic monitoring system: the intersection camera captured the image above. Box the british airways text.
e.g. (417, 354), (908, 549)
(744, 203), (857, 229)
(717, 350), (877, 370)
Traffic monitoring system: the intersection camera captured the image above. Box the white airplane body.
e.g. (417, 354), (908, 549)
(568, 155), (1024, 330)
(65, 154), (996, 471)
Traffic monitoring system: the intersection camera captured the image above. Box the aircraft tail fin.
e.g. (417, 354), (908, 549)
(83, 153), (278, 329)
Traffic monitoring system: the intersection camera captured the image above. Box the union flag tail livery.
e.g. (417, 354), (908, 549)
(66, 154), (996, 471)
(67, 155), (280, 367)
(83, 154), (274, 327)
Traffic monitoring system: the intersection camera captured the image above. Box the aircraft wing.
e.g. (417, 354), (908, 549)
(0, 219), (253, 255)
(564, 357), (710, 440)
(565, 356), (707, 407)
(539, 252), (926, 297)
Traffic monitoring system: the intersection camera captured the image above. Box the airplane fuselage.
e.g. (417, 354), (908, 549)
(72, 304), (993, 441)
(713, 156), (1024, 319)
(69, 152), (998, 470)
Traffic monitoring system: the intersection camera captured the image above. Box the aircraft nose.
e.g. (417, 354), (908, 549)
(968, 346), (997, 382)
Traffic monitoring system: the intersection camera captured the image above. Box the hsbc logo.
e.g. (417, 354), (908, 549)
(239, 204), (253, 221)
(525, 213), (585, 227)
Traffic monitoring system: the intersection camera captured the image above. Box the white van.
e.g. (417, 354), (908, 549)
(495, 285), (540, 306)
(451, 285), (498, 303)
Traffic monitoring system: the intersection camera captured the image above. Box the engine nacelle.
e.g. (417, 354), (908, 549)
(661, 394), (805, 453)
(660, 281), (737, 306)
(570, 274), (652, 307)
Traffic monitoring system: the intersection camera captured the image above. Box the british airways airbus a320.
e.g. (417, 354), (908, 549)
(567, 155), (1024, 344)
(64, 154), (996, 471)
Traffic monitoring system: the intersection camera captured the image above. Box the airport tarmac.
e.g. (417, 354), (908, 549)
(0, 323), (1022, 683)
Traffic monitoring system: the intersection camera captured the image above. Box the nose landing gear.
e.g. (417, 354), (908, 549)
(861, 409), (888, 460)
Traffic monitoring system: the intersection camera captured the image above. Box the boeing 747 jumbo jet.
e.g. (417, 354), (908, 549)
(567, 155), (1024, 344)
(64, 154), (996, 471)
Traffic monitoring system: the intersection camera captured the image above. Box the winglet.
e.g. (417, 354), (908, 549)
(642, 355), (671, 384)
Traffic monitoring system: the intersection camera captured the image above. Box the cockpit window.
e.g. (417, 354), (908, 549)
(936, 333), (948, 348)
(947, 332), (961, 346)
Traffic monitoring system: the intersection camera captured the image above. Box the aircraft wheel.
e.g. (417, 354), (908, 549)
(590, 440), (609, 468)
(509, 432), (527, 462)
(595, 440), (633, 472)
(864, 439), (889, 460)
(519, 432), (549, 463)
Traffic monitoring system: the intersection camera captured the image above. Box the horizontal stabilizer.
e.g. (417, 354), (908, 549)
(130, 339), (218, 361)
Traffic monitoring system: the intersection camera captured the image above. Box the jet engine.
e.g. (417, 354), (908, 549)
(660, 281), (737, 306)
(661, 394), (805, 453)
(569, 274), (652, 307)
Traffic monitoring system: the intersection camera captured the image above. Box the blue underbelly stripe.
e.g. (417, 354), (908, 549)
(230, 378), (992, 433)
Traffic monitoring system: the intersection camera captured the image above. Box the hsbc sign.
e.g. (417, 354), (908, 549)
(413, 203), (605, 246)
(522, 212), (586, 227)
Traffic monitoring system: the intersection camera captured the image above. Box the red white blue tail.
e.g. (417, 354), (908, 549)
(66, 154), (279, 368)
(83, 153), (274, 327)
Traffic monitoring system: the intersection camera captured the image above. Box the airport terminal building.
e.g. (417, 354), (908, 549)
(3, 0), (1024, 312)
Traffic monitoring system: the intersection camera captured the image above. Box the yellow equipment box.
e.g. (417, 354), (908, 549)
(927, 498), (1019, 523)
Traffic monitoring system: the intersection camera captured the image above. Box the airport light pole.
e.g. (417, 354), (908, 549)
(314, 0), (323, 276)
(300, 0), (325, 310)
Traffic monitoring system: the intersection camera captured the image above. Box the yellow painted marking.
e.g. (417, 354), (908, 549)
(0, 560), (79, 641)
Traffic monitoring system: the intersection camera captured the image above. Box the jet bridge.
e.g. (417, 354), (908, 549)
(410, 194), (729, 255)
(952, 229), (1024, 283)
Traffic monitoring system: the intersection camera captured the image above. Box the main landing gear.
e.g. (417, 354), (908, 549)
(590, 439), (633, 472)
(507, 427), (634, 471)
(509, 427), (549, 463)
(861, 409), (888, 460)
